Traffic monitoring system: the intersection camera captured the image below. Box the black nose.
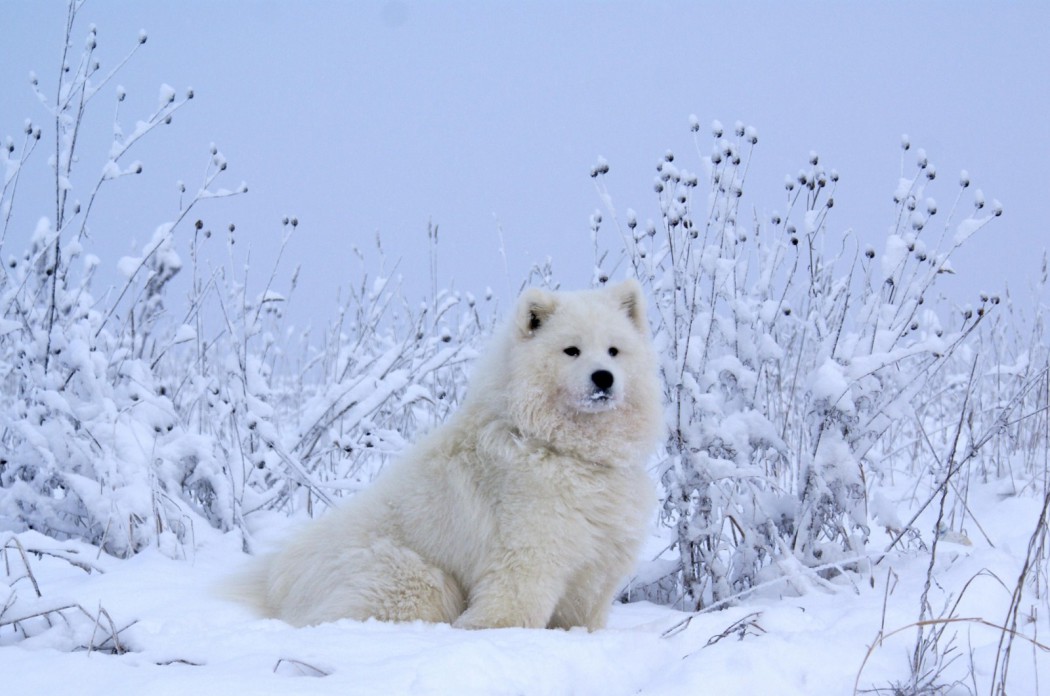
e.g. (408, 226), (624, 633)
(591, 370), (614, 391)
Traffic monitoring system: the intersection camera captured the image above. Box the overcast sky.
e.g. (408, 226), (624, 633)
(4, 1), (1048, 329)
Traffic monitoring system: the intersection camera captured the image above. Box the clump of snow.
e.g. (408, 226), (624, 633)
(158, 83), (176, 106)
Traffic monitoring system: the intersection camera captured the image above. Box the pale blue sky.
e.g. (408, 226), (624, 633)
(4, 1), (1048, 327)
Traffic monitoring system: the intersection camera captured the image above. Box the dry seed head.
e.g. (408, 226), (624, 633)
(960, 170), (970, 188)
(900, 134), (911, 151)
(865, 246), (875, 259)
(689, 114), (700, 132)
(712, 120), (724, 138)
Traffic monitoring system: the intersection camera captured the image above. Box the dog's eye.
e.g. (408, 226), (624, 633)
(563, 346), (580, 357)
(608, 347), (619, 357)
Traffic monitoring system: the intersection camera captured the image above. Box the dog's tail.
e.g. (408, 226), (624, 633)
(216, 554), (274, 618)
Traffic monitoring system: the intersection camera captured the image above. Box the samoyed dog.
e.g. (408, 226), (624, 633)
(237, 280), (663, 630)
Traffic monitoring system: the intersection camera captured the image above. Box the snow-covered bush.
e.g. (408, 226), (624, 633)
(189, 226), (491, 527)
(0, 6), (489, 557)
(592, 119), (1003, 611)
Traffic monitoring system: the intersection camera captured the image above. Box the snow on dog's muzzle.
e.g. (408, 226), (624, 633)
(581, 370), (619, 410)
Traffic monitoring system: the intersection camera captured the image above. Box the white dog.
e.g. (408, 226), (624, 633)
(236, 280), (663, 630)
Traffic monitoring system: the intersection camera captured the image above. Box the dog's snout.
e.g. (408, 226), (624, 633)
(591, 370), (614, 391)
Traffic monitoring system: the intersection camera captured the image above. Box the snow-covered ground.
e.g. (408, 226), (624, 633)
(3, 484), (1046, 695)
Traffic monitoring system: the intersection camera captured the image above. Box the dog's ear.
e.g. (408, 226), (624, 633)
(612, 278), (647, 333)
(516, 287), (557, 338)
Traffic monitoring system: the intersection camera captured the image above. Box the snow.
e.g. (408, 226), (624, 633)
(2, 482), (1047, 694)
(954, 216), (986, 245)
(173, 324), (197, 343)
(117, 254), (141, 279)
(159, 83), (176, 106)
(101, 160), (121, 180)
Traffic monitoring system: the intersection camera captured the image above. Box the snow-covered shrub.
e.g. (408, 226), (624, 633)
(187, 225), (493, 527)
(593, 120), (1001, 610)
(0, 6), (491, 557)
(0, 10), (223, 555)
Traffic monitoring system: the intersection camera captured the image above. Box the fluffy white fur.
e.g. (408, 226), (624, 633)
(237, 280), (663, 630)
